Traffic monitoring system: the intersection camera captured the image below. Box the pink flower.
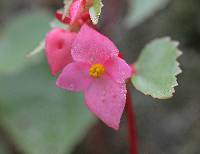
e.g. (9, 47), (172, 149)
(56, 24), (132, 130)
(56, 0), (90, 25)
(69, 0), (86, 24)
(45, 28), (77, 76)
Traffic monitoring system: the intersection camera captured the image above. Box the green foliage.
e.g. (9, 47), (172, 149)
(89, 0), (103, 24)
(0, 10), (94, 154)
(125, 0), (169, 28)
(0, 10), (52, 74)
(0, 62), (93, 154)
(132, 37), (182, 99)
(0, 141), (10, 154)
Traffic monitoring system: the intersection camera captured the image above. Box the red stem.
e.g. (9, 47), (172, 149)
(126, 87), (138, 154)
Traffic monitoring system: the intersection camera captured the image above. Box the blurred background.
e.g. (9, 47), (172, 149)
(0, 0), (200, 154)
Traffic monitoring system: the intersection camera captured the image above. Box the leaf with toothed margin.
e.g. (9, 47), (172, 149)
(89, 0), (103, 24)
(132, 37), (182, 99)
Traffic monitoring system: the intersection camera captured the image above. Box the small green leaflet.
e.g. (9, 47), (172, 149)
(89, 0), (103, 25)
(132, 37), (182, 99)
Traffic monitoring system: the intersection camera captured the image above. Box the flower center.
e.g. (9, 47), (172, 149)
(89, 64), (105, 78)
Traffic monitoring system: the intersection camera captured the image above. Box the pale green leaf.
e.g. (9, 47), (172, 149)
(89, 0), (103, 24)
(0, 10), (52, 74)
(0, 140), (11, 154)
(132, 37), (182, 99)
(124, 0), (169, 28)
(0, 62), (94, 154)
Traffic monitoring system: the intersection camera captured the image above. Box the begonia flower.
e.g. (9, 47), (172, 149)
(69, 0), (86, 24)
(55, 0), (93, 27)
(45, 28), (77, 76)
(56, 24), (132, 130)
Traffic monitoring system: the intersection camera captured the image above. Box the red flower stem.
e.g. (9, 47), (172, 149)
(126, 87), (138, 154)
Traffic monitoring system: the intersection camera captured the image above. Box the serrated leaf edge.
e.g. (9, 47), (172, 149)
(89, 0), (103, 25)
(158, 37), (182, 99)
(133, 37), (182, 99)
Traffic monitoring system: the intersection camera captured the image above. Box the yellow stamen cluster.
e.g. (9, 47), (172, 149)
(89, 64), (105, 78)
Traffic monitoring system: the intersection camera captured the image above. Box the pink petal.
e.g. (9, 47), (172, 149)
(84, 75), (127, 130)
(55, 11), (71, 24)
(45, 28), (77, 76)
(72, 24), (119, 64)
(56, 62), (92, 92)
(69, 0), (85, 24)
(104, 57), (132, 83)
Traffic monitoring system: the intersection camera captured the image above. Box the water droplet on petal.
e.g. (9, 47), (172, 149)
(101, 90), (106, 102)
(69, 84), (75, 89)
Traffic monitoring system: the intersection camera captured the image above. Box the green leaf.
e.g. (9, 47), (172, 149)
(0, 140), (11, 154)
(124, 0), (169, 28)
(89, 0), (103, 25)
(132, 37), (182, 99)
(0, 10), (52, 74)
(0, 62), (93, 154)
